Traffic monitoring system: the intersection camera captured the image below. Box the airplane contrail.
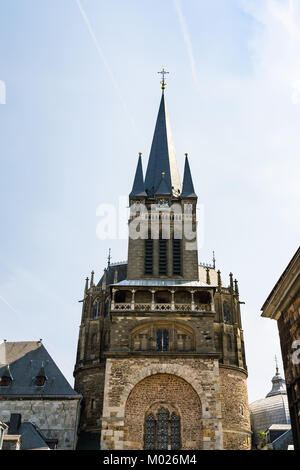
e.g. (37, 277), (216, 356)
(75, 0), (137, 134)
(0, 295), (18, 314)
(174, 0), (199, 90)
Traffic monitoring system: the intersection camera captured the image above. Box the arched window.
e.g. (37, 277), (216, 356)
(223, 301), (231, 323)
(144, 408), (181, 450)
(92, 299), (101, 319)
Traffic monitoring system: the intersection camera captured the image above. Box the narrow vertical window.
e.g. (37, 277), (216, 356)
(159, 237), (167, 275)
(157, 408), (169, 450)
(156, 329), (162, 351)
(144, 414), (156, 450)
(163, 329), (169, 351)
(173, 239), (181, 275)
(156, 329), (169, 351)
(145, 237), (153, 275)
(170, 413), (181, 450)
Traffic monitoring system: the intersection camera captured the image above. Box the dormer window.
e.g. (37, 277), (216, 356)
(36, 375), (46, 387)
(0, 376), (12, 387)
(0, 365), (13, 386)
(35, 365), (47, 386)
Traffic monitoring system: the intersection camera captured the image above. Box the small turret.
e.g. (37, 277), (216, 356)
(181, 154), (197, 199)
(130, 153), (147, 197)
(84, 277), (89, 294)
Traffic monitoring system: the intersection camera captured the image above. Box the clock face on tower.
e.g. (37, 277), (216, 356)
(156, 198), (170, 209)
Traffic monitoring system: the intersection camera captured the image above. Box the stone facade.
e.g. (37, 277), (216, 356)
(74, 88), (251, 450)
(219, 366), (251, 449)
(0, 399), (80, 450)
(101, 358), (222, 450)
(261, 247), (300, 450)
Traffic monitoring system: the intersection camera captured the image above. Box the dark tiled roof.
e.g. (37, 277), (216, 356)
(6, 414), (50, 450)
(0, 342), (80, 398)
(97, 263), (127, 287)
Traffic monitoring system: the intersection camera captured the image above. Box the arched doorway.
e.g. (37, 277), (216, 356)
(124, 373), (202, 450)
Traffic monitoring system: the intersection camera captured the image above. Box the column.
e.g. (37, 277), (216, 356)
(151, 290), (155, 311)
(191, 290), (195, 311)
(131, 289), (135, 310)
(171, 290), (175, 311)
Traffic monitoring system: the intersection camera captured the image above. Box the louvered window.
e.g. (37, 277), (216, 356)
(173, 239), (181, 275)
(144, 237), (153, 275)
(159, 238), (167, 275)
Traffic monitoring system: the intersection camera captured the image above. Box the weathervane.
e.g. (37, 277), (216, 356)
(158, 66), (169, 91)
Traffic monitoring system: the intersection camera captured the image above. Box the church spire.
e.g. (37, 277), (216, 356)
(130, 153), (147, 197)
(144, 89), (181, 197)
(181, 154), (197, 198)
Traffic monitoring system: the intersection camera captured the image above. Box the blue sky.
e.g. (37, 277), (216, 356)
(0, 0), (299, 403)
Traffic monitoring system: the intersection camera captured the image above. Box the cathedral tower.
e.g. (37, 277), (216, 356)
(74, 74), (251, 450)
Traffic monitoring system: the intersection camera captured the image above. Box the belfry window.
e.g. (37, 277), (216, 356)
(156, 329), (169, 351)
(145, 236), (153, 275)
(159, 237), (167, 275)
(172, 239), (181, 275)
(144, 408), (181, 450)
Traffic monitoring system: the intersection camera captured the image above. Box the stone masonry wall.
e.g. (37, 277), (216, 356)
(219, 366), (251, 450)
(0, 399), (80, 450)
(124, 373), (202, 449)
(101, 357), (223, 450)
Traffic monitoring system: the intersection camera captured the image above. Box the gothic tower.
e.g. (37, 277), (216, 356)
(74, 76), (251, 450)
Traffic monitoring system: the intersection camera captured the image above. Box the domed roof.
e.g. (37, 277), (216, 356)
(250, 368), (290, 446)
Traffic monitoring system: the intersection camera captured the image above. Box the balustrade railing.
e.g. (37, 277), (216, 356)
(112, 302), (212, 312)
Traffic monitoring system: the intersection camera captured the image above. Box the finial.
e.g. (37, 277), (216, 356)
(107, 248), (111, 268)
(158, 66), (169, 91)
(234, 279), (239, 296)
(85, 277), (89, 293)
(206, 267), (211, 285)
(275, 355), (279, 374)
(90, 271), (95, 287)
(138, 152), (142, 157)
(229, 272), (234, 290)
(213, 251), (216, 269)
(185, 153), (188, 158)
(217, 270), (222, 290)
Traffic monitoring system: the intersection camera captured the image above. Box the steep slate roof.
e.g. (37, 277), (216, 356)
(129, 154), (147, 197)
(7, 414), (50, 450)
(155, 173), (172, 196)
(0, 341), (80, 398)
(144, 93), (181, 197)
(181, 155), (197, 198)
(97, 262), (127, 287)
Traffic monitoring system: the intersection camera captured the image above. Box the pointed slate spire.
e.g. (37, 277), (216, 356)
(144, 93), (181, 197)
(181, 154), (197, 198)
(130, 153), (147, 197)
(155, 172), (172, 195)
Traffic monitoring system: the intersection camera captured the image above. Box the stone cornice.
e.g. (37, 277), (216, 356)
(261, 247), (300, 320)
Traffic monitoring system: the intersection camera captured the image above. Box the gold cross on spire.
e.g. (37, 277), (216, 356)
(158, 66), (169, 91)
